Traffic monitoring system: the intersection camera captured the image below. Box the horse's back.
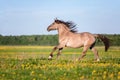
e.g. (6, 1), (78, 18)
(78, 32), (94, 38)
(78, 32), (96, 45)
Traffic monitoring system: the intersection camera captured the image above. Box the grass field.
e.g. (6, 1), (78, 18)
(0, 46), (120, 80)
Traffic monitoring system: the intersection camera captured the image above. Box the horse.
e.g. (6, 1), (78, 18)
(47, 19), (109, 61)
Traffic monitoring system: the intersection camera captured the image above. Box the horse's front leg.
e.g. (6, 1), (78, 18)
(57, 48), (63, 58)
(48, 46), (57, 60)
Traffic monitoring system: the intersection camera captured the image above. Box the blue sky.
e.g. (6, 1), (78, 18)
(0, 0), (120, 35)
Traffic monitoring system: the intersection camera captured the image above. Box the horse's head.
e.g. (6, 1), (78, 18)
(47, 19), (61, 31)
(47, 19), (77, 33)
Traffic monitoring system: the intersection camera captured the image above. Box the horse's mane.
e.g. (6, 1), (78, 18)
(55, 19), (77, 33)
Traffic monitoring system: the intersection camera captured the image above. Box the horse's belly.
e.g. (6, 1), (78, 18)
(66, 41), (83, 48)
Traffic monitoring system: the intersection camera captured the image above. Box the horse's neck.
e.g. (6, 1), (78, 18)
(58, 25), (70, 40)
(58, 26), (69, 33)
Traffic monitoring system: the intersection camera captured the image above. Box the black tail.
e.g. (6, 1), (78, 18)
(95, 34), (110, 52)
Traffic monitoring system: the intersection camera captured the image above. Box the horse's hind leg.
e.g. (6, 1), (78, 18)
(91, 47), (100, 61)
(48, 46), (57, 60)
(77, 46), (89, 61)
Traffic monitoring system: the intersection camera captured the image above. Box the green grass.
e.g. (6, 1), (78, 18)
(0, 46), (120, 80)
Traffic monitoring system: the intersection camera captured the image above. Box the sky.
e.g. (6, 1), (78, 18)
(0, 0), (120, 36)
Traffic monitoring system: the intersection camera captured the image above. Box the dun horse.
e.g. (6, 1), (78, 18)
(47, 19), (109, 61)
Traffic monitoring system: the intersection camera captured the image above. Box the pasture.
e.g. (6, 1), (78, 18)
(0, 46), (120, 80)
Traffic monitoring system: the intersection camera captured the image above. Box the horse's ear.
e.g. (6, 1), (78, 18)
(54, 18), (60, 23)
(54, 18), (58, 22)
(55, 18), (58, 20)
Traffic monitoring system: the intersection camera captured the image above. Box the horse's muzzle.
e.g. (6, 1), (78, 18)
(47, 27), (51, 32)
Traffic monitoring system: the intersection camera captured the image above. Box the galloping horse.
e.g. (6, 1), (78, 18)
(47, 19), (109, 61)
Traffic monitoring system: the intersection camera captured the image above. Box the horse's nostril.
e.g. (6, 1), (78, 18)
(47, 27), (50, 31)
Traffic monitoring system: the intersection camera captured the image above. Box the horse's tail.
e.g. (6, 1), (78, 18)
(94, 34), (110, 52)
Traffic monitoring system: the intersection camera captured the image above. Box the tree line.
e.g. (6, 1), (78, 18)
(0, 34), (120, 46)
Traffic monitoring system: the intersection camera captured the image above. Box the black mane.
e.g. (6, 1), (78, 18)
(55, 19), (77, 33)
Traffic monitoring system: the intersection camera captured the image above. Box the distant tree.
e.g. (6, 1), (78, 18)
(0, 34), (119, 46)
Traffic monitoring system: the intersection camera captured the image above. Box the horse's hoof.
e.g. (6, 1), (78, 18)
(94, 59), (100, 62)
(75, 59), (79, 62)
(97, 59), (100, 62)
(48, 56), (52, 60)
